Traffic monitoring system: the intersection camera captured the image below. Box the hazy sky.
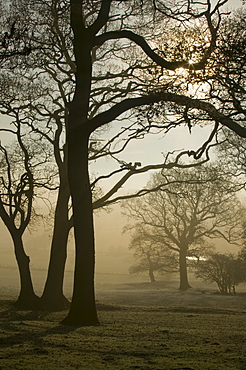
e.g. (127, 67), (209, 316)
(224, 0), (242, 8)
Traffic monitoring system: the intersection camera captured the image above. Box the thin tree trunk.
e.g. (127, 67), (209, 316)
(147, 254), (156, 283)
(13, 236), (41, 309)
(41, 182), (71, 311)
(61, 127), (99, 326)
(178, 246), (191, 291)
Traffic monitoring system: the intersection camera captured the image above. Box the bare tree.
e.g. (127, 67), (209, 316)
(0, 123), (55, 309)
(128, 229), (178, 282)
(122, 166), (244, 290)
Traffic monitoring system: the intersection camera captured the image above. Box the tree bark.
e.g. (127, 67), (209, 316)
(41, 180), (71, 311)
(13, 235), (41, 309)
(178, 246), (191, 291)
(60, 126), (99, 326)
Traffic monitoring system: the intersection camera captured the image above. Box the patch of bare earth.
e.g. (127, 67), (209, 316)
(0, 277), (246, 369)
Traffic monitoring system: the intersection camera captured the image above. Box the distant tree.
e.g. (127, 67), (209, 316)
(123, 165), (244, 291)
(128, 229), (178, 282)
(195, 252), (246, 294)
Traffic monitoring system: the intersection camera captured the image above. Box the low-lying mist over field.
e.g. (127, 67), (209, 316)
(0, 201), (242, 303)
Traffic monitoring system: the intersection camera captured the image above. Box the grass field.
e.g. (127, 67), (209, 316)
(0, 271), (246, 369)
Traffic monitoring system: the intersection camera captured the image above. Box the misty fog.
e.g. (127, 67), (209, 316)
(0, 199), (241, 302)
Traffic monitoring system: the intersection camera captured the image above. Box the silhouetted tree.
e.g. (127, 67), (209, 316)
(0, 124), (55, 309)
(195, 252), (246, 294)
(128, 229), (178, 282)
(123, 165), (244, 290)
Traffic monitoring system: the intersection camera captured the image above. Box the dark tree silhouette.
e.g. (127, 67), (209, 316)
(40, 160), (72, 311)
(0, 126), (43, 309)
(195, 252), (246, 294)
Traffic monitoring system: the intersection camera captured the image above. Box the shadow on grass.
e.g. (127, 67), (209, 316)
(0, 301), (86, 350)
(0, 300), (126, 352)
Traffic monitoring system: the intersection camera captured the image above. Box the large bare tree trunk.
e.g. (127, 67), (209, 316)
(41, 182), (71, 311)
(13, 236), (41, 309)
(61, 126), (99, 326)
(178, 246), (191, 291)
(60, 2), (99, 325)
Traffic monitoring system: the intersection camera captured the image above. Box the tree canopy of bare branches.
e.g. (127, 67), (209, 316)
(122, 165), (245, 290)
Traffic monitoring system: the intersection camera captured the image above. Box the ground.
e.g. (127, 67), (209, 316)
(0, 271), (246, 369)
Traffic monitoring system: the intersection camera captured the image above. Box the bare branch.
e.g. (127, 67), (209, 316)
(88, 92), (246, 137)
(88, 0), (112, 35)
